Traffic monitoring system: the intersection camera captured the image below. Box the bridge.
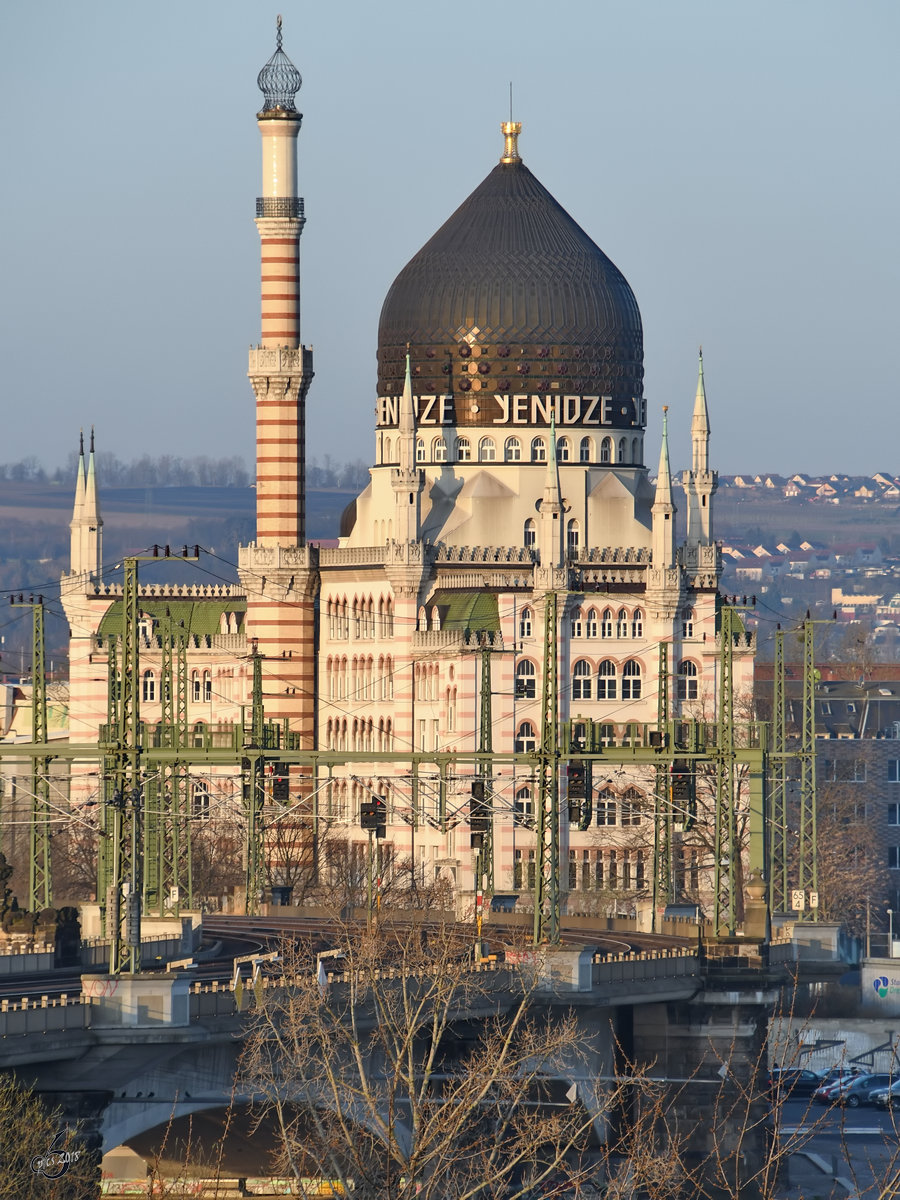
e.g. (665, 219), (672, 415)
(0, 910), (848, 1190)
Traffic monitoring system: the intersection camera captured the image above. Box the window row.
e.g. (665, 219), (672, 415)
(141, 670), (216, 703)
(514, 785), (643, 827)
(572, 659), (643, 700)
(326, 595), (394, 640)
(325, 717), (395, 753)
(401, 434), (643, 466)
(326, 656), (395, 702)
(516, 721), (655, 751)
(571, 607), (643, 639)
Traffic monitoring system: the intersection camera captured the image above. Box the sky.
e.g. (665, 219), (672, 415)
(0, 1), (897, 479)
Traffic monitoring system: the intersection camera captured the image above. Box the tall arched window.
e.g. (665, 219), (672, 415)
(616, 608), (629, 638)
(515, 659), (537, 699)
(433, 437), (447, 462)
(579, 436), (593, 463)
(585, 608), (598, 638)
(142, 670), (156, 702)
(457, 437), (471, 462)
(531, 437), (547, 462)
(572, 660), (592, 700)
(416, 438), (425, 462)
(682, 607), (695, 638)
(383, 435), (393, 463)
(677, 660), (699, 700)
(601, 437), (612, 463)
(631, 608), (643, 638)
(203, 671), (212, 701)
(596, 788), (616, 825)
(556, 437), (571, 462)
(523, 518), (536, 548)
(505, 436), (522, 462)
(515, 721), (537, 752)
(622, 659), (642, 700)
(601, 608), (613, 638)
(597, 660), (617, 700)
(191, 671), (201, 702)
(570, 607), (583, 638)
(618, 437), (627, 462)
(566, 520), (580, 556)
(632, 437), (640, 463)
(479, 437), (496, 462)
(192, 781), (210, 819)
(515, 787), (534, 827)
(519, 607), (533, 639)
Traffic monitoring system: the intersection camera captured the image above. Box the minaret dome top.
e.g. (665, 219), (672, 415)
(257, 16), (302, 116)
(500, 121), (522, 164)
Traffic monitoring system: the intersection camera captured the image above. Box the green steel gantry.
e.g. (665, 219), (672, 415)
(11, 595), (51, 913)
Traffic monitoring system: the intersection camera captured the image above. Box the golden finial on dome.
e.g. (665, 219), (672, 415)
(501, 121), (522, 164)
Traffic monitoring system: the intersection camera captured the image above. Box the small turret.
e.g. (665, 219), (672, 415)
(537, 415), (564, 569)
(390, 352), (424, 543)
(683, 349), (718, 547)
(69, 429), (102, 581)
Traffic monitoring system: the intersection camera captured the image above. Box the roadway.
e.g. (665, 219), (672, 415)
(780, 1098), (900, 1199)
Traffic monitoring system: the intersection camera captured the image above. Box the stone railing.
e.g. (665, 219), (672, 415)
(318, 546), (389, 566)
(91, 583), (242, 599)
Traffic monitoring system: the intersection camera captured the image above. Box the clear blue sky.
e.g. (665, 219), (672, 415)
(0, 1), (896, 478)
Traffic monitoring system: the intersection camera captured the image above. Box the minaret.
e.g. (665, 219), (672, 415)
(250, 15), (313, 545)
(69, 430), (103, 582)
(391, 351), (424, 543)
(238, 19), (317, 738)
(683, 350), (717, 546)
(651, 407), (676, 571)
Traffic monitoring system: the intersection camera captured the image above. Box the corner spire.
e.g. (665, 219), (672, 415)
(652, 406), (676, 571)
(691, 348), (710, 474)
(655, 406), (672, 501)
(538, 413), (564, 569)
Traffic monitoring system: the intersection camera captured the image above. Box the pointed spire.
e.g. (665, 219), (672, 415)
(397, 347), (416, 473)
(691, 348), (710, 474)
(544, 413), (562, 508)
(83, 427), (103, 541)
(73, 430), (86, 517)
(655, 406), (673, 503)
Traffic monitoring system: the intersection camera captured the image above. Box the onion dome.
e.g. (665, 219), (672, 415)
(257, 16), (302, 116)
(377, 124), (643, 430)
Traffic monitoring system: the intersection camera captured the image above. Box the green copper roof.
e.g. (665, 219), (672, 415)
(98, 598), (246, 640)
(426, 590), (500, 634)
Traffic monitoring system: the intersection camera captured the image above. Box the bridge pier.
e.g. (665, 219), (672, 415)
(631, 989), (774, 1200)
(36, 1087), (112, 1195)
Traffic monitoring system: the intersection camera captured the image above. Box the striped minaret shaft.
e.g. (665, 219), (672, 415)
(240, 19), (317, 740)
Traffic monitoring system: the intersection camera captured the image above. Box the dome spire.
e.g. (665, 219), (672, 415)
(257, 15), (302, 115)
(500, 120), (522, 164)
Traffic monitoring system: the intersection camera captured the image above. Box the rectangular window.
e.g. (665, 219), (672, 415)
(890, 760), (900, 783)
(890, 804), (900, 826)
(568, 850), (577, 890)
(890, 846), (900, 871)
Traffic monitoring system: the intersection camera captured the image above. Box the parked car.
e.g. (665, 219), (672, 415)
(833, 1073), (896, 1108)
(766, 1068), (820, 1097)
(813, 1069), (867, 1104)
(873, 1080), (900, 1109)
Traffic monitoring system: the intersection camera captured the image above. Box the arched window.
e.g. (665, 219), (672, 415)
(433, 437), (447, 462)
(632, 437), (640, 463)
(599, 723), (615, 747)
(516, 660), (537, 700)
(677, 660), (699, 701)
(597, 660), (617, 700)
(479, 437), (496, 462)
(682, 607), (695, 639)
(382, 435), (392, 463)
(621, 787), (642, 826)
(618, 437), (627, 462)
(601, 437), (612, 463)
(556, 437), (570, 462)
(191, 671), (201, 702)
(585, 608), (598, 638)
(203, 671), (212, 701)
(515, 787), (533, 827)
(457, 437), (471, 462)
(192, 781), (210, 819)
(622, 659), (642, 700)
(515, 721), (537, 752)
(579, 436), (593, 463)
(600, 608), (613, 638)
(519, 607), (533, 639)
(505, 436), (521, 462)
(416, 438), (425, 462)
(596, 788), (616, 826)
(616, 608), (629, 637)
(523, 518), (536, 548)
(572, 659), (592, 700)
(142, 670), (156, 702)
(631, 608), (643, 638)
(566, 520), (580, 556)
(531, 437), (547, 462)
(570, 607), (583, 638)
